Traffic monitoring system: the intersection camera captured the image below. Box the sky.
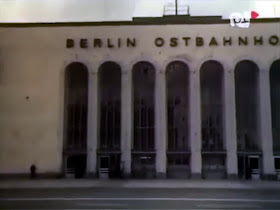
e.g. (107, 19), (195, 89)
(0, 0), (279, 23)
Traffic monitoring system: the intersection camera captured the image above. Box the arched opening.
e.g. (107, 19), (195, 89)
(200, 60), (226, 179)
(131, 61), (156, 178)
(235, 60), (261, 179)
(270, 60), (280, 152)
(63, 62), (88, 178)
(166, 61), (190, 178)
(270, 60), (280, 174)
(98, 62), (121, 179)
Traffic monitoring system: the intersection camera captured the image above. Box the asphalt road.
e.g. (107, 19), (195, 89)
(0, 188), (280, 209)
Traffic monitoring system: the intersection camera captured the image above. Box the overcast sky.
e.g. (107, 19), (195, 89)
(0, 0), (279, 22)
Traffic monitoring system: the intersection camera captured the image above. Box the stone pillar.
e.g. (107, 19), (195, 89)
(224, 69), (238, 178)
(259, 69), (275, 179)
(155, 69), (167, 178)
(86, 71), (98, 177)
(189, 70), (202, 178)
(121, 69), (132, 177)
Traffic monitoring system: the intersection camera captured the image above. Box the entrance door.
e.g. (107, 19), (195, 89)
(238, 155), (260, 180)
(275, 156), (280, 180)
(98, 154), (121, 179)
(108, 154), (121, 178)
(66, 155), (86, 179)
(238, 155), (245, 179)
(99, 156), (110, 179)
(249, 155), (260, 179)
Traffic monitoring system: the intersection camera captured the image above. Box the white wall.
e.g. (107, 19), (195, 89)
(0, 22), (279, 173)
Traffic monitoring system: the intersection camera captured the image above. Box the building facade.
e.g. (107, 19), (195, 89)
(0, 17), (280, 179)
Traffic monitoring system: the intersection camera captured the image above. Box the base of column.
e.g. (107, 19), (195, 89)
(227, 174), (238, 180)
(262, 174), (278, 180)
(86, 172), (97, 178)
(122, 173), (131, 179)
(157, 172), (167, 179)
(191, 173), (202, 179)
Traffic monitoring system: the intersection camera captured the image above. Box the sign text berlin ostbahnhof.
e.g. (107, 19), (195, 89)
(66, 35), (280, 49)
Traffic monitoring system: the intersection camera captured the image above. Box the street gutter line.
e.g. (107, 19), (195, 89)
(1, 198), (280, 202)
(77, 202), (128, 207)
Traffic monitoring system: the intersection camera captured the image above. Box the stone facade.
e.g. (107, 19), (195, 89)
(0, 18), (279, 179)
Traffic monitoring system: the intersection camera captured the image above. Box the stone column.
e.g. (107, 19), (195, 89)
(121, 69), (132, 177)
(259, 69), (275, 179)
(189, 70), (202, 178)
(155, 69), (167, 178)
(86, 71), (98, 177)
(224, 69), (238, 178)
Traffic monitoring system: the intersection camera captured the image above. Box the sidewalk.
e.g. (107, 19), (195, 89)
(0, 179), (280, 189)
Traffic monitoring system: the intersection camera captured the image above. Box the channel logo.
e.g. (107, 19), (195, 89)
(251, 11), (259, 19)
(230, 11), (259, 28)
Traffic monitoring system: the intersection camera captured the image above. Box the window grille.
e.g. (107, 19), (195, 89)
(166, 61), (189, 152)
(64, 63), (88, 152)
(99, 62), (121, 151)
(270, 60), (280, 152)
(200, 61), (224, 152)
(132, 61), (156, 178)
(133, 62), (155, 152)
(168, 97), (188, 151)
(201, 105), (223, 151)
(235, 61), (259, 152)
(166, 62), (190, 179)
(134, 97), (155, 151)
(100, 100), (121, 151)
(66, 104), (87, 149)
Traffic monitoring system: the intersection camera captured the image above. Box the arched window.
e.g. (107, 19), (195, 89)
(235, 60), (260, 152)
(166, 61), (190, 178)
(200, 61), (224, 151)
(131, 61), (156, 178)
(63, 62), (88, 178)
(270, 60), (280, 152)
(99, 62), (121, 151)
(98, 62), (122, 178)
(200, 60), (225, 179)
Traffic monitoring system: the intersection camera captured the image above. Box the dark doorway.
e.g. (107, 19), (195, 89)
(98, 154), (121, 179)
(238, 155), (260, 180)
(108, 154), (121, 178)
(67, 155), (87, 178)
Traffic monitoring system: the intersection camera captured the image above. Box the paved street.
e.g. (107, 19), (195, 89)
(1, 188), (280, 209)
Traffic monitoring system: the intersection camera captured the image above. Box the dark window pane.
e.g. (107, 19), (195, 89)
(235, 61), (259, 152)
(166, 61), (189, 152)
(98, 62), (121, 151)
(133, 62), (155, 152)
(200, 61), (223, 151)
(64, 63), (88, 151)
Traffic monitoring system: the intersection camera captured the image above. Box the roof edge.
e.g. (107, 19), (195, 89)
(0, 16), (279, 27)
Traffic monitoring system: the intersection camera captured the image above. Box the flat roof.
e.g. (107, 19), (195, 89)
(0, 16), (279, 27)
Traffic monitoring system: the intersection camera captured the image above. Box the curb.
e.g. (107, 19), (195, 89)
(0, 180), (280, 190)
